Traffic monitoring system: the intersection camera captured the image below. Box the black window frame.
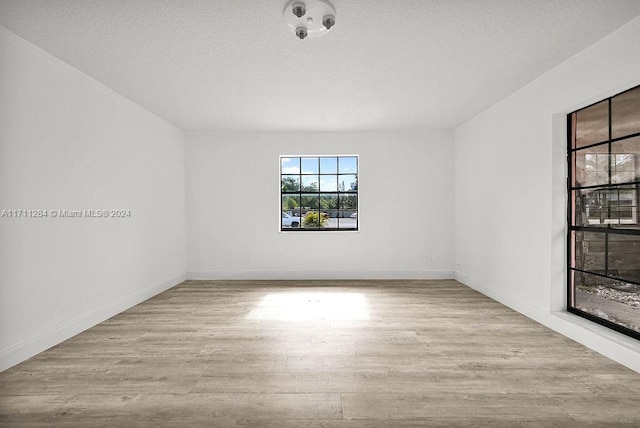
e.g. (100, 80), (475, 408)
(280, 155), (358, 232)
(567, 84), (640, 341)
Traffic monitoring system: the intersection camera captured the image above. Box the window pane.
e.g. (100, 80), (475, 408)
(324, 210), (339, 228)
(301, 211), (327, 229)
(608, 234), (640, 281)
(339, 194), (358, 210)
(611, 136), (640, 184)
(612, 86), (640, 140)
(574, 100), (609, 148)
(301, 157), (319, 174)
(281, 211), (301, 228)
(320, 194), (338, 210)
(573, 271), (640, 334)
(338, 211), (357, 229)
(282, 195), (300, 214)
(281, 175), (300, 192)
(571, 189), (584, 227)
(281, 157), (300, 174)
(572, 231), (606, 273)
(319, 175), (338, 192)
(573, 137), (640, 187)
(320, 194), (338, 228)
(339, 156), (358, 173)
(320, 157), (337, 174)
(574, 186), (639, 227)
(338, 174), (358, 192)
(301, 175), (319, 191)
(573, 144), (608, 187)
(301, 194), (320, 209)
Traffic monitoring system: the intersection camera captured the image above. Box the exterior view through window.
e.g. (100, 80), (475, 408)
(281, 156), (358, 231)
(568, 84), (640, 340)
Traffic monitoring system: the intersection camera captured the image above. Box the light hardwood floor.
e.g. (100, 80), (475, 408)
(1, 279), (640, 427)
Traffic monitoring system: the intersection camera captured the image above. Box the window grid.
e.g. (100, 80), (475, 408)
(281, 156), (358, 231)
(567, 84), (640, 341)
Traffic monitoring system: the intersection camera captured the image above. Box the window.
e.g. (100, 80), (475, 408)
(568, 84), (640, 340)
(280, 155), (358, 231)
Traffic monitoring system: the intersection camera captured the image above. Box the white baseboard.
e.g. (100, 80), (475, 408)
(455, 271), (640, 374)
(187, 270), (454, 281)
(454, 271), (547, 320)
(0, 271), (186, 372)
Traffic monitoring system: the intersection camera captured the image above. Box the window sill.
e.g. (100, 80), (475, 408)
(551, 310), (640, 353)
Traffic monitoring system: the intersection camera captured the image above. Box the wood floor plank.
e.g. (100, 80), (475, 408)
(1, 279), (640, 426)
(0, 394), (134, 425)
(233, 421), (587, 428)
(341, 392), (576, 421)
(117, 393), (343, 421)
(191, 372), (389, 394)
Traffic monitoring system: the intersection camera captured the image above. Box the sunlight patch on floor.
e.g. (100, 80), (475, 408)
(246, 292), (368, 321)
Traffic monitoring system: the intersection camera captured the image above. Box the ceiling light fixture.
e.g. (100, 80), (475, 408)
(283, 0), (336, 40)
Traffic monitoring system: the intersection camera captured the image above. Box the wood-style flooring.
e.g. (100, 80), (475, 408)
(1, 279), (640, 427)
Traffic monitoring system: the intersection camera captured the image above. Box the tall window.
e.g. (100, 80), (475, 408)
(281, 156), (358, 231)
(568, 84), (640, 340)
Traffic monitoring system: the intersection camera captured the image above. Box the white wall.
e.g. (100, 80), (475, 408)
(0, 26), (186, 371)
(186, 130), (454, 280)
(454, 16), (640, 372)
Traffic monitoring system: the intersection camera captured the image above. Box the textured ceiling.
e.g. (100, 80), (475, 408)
(1, 0), (640, 131)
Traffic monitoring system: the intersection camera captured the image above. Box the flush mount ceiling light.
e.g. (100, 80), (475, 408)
(283, 0), (336, 40)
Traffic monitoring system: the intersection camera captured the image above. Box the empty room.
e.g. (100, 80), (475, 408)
(1, 0), (640, 426)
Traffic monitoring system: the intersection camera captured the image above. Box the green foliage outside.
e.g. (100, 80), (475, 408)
(340, 194), (357, 209)
(301, 195), (320, 209)
(321, 195), (337, 210)
(301, 182), (318, 191)
(282, 177), (299, 192)
(303, 211), (329, 228)
(283, 196), (298, 210)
